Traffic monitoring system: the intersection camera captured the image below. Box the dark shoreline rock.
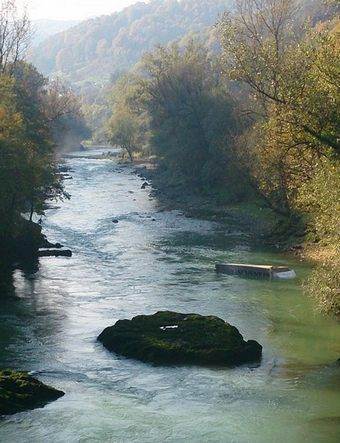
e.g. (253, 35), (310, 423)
(98, 311), (262, 367)
(43, 240), (63, 249)
(38, 249), (72, 258)
(0, 370), (64, 416)
(0, 218), (71, 265)
(0, 219), (45, 262)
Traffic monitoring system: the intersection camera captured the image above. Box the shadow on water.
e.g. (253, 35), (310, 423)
(0, 256), (40, 297)
(0, 258), (68, 370)
(0, 265), (15, 297)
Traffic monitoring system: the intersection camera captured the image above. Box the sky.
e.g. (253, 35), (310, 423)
(18, 0), (140, 21)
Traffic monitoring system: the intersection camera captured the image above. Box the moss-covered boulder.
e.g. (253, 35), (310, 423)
(98, 311), (262, 366)
(0, 370), (64, 415)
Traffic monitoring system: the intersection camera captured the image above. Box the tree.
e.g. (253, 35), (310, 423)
(298, 160), (340, 317)
(82, 102), (110, 144)
(108, 109), (142, 161)
(0, 0), (31, 73)
(0, 2), (71, 245)
(138, 41), (244, 195)
(218, 0), (340, 214)
(43, 79), (91, 150)
(219, 0), (339, 156)
(0, 64), (67, 235)
(108, 74), (148, 161)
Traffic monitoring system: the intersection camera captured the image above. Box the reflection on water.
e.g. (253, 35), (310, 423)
(0, 149), (339, 443)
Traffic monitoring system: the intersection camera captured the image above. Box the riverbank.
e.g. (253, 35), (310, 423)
(131, 160), (304, 250)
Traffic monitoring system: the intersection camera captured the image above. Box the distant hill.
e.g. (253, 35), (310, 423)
(31, 19), (80, 46)
(30, 0), (232, 87)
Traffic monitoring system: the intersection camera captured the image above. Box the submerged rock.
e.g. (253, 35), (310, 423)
(98, 311), (262, 366)
(0, 370), (64, 416)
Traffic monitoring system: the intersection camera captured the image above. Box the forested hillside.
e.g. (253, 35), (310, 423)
(30, 0), (231, 86)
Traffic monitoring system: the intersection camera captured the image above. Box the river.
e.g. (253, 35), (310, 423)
(0, 149), (339, 442)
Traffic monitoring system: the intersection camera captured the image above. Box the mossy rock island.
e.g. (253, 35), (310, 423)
(0, 370), (65, 416)
(98, 311), (262, 366)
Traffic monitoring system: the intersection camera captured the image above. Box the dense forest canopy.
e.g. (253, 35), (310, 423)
(29, 0), (235, 143)
(109, 42), (247, 197)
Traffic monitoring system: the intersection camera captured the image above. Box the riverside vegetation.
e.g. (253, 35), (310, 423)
(0, 0), (89, 262)
(107, 0), (340, 317)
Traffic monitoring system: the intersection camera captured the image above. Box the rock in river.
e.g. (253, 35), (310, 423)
(0, 370), (65, 415)
(98, 311), (262, 366)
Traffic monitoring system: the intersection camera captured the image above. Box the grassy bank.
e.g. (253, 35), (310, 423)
(301, 244), (339, 318)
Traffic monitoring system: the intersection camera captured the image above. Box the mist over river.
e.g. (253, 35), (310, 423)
(0, 149), (339, 442)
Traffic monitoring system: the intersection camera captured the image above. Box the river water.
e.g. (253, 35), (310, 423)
(0, 149), (339, 443)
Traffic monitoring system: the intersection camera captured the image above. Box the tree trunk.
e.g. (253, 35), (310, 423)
(29, 201), (34, 222)
(126, 146), (134, 162)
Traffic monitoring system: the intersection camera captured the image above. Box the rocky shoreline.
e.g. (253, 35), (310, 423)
(131, 162), (290, 247)
(129, 159), (309, 254)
